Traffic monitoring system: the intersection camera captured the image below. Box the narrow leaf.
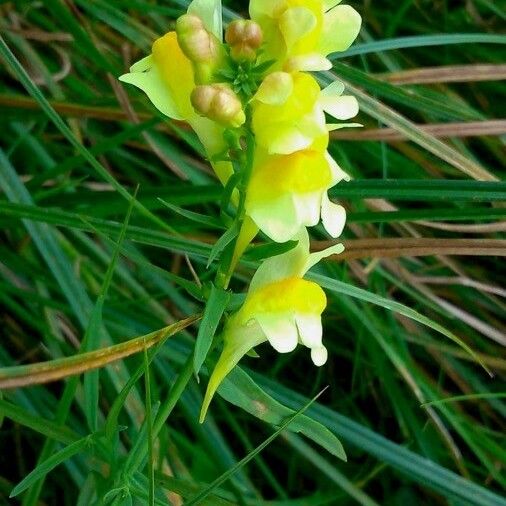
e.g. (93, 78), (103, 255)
(217, 367), (346, 461)
(10, 436), (92, 497)
(187, 387), (324, 505)
(207, 222), (239, 268)
(194, 285), (231, 378)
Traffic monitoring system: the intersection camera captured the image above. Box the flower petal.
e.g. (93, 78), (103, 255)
(256, 313), (298, 353)
(119, 65), (184, 120)
(321, 80), (345, 97)
(266, 127), (315, 155)
(324, 0), (343, 11)
(249, 228), (311, 292)
(327, 123), (362, 131)
(285, 53), (333, 72)
(249, 0), (279, 18)
(319, 5), (362, 56)
(188, 0), (223, 41)
(247, 193), (302, 243)
(130, 54), (153, 72)
(325, 151), (351, 184)
(279, 7), (317, 50)
(254, 72), (293, 105)
(321, 193), (347, 238)
(294, 192), (323, 227)
(320, 95), (359, 121)
(311, 346), (328, 366)
(303, 241), (344, 274)
(200, 320), (265, 422)
(296, 314), (323, 349)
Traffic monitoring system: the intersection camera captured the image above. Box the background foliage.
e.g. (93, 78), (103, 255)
(0, 0), (505, 504)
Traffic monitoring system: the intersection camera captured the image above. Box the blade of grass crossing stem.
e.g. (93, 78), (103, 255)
(144, 346), (155, 506)
(310, 273), (492, 376)
(185, 389), (325, 506)
(0, 36), (174, 233)
(10, 436), (93, 498)
(84, 188), (138, 432)
(194, 285), (231, 378)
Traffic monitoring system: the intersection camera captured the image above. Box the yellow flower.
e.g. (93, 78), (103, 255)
(249, 0), (361, 71)
(252, 72), (359, 155)
(246, 143), (349, 242)
(118, 1), (235, 185)
(200, 228), (344, 421)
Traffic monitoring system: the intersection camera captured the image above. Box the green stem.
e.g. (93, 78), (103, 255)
(216, 121), (256, 290)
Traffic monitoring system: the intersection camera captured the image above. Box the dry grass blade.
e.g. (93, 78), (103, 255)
(331, 120), (506, 141)
(0, 316), (198, 389)
(380, 64), (506, 85)
(314, 238), (506, 261)
(0, 94), (152, 122)
(417, 221), (506, 233)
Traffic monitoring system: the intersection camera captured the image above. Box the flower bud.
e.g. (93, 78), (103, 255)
(176, 14), (224, 83)
(225, 20), (263, 62)
(191, 84), (246, 128)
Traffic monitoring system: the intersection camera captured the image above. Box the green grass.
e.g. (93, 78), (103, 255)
(0, 0), (505, 505)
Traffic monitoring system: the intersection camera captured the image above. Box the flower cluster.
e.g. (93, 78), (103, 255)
(119, 0), (361, 420)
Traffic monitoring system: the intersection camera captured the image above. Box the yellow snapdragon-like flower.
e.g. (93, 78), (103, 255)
(200, 229), (344, 421)
(119, 0), (235, 185)
(252, 72), (359, 155)
(246, 142), (349, 242)
(250, 0), (362, 71)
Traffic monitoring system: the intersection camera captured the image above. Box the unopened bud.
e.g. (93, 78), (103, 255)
(176, 14), (224, 83)
(225, 20), (263, 62)
(191, 84), (246, 128)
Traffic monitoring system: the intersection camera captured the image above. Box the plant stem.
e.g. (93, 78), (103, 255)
(216, 119), (257, 290)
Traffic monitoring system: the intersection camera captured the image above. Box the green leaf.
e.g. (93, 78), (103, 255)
(243, 240), (298, 262)
(144, 346), (155, 506)
(83, 190), (137, 432)
(311, 273), (492, 376)
(207, 222), (240, 268)
(217, 367), (346, 461)
(334, 33), (506, 59)
(194, 285), (231, 378)
(0, 399), (78, 445)
(10, 436), (92, 498)
(158, 199), (224, 229)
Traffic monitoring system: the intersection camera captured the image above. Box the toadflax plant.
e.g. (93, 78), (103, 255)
(120, 0), (361, 423)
